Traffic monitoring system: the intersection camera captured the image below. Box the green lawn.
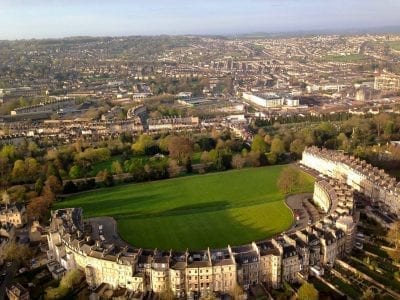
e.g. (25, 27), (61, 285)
(321, 53), (366, 63)
(89, 155), (122, 177)
(54, 165), (314, 250)
(387, 41), (400, 51)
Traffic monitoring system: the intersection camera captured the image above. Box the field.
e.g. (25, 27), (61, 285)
(88, 155), (122, 176)
(387, 41), (400, 51)
(54, 165), (314, 250)
(321, 53), (366, 63)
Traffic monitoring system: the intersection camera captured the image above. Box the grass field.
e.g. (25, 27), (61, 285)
(321, 53), (366, 63)
(88, 155), (122, 176)
(387, 41), (400, 51)
(54, 165), (314, 250)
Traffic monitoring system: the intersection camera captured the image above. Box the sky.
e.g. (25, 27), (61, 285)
(1, 0), (400, 40)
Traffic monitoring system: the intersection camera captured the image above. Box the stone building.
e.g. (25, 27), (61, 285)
(46, 156), (361, 298)
(0, 203), (27, 228)
(301, 146), (400, 217)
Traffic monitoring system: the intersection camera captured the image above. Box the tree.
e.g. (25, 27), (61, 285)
(246, 151), (261, 167)
(251, 134), (267, 153)
(384, 120), (395, 138)
(3, 242), (33, 266)
(386, 221), (400, 262)
(200, 151), (211, 163)
(69, 165), (81, 179)
(63, 181), (78, 194)
(277, 166), (306, 195)
(0, 156), (10, 182)
(230, 283), (245, 300)
(27, 196), (51, 221)
(158, 135), (171, 153)
(27, 141), (39, 156)
(35, 178), (44, 194)
(0, 144), (15, 160)
(201, 294), (218, 300)
(290, 139), (305, 158)
(96, 169), (114, 186)
(45, 269), (84, 300)
(374, 113), (390, 139)
(232, 154), (246, 169)
(2, 191), (10, 205)
(132, 134), (153, 154)
(337, 132), (350, 152)
(11, 159), (26, 183)
(297, 282), (318, 300)
(360, 287), (375, 300)
(25, 157), (39, 181)
(7, 185), (26, 202)
(44, 175), (63, 195)
(167, 159), (181, 178)
(264, 134), (272, 145)
(168, 136), (194, 164)
(111, 161), (123, 174)
(266, 152), (278, 165)
(198, 137), (216, 151)
(159, 287), (175, 300)
(271, 137), (285, 155)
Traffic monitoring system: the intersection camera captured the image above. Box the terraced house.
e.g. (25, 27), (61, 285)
(301, 146), (400, 219)
(47, 164), (359, 298)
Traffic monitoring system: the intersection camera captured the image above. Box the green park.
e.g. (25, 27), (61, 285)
(54, 165), (314, 250)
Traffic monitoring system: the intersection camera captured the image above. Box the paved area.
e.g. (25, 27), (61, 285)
(285, 193), (313, 232)
(86, 217), (131, 248)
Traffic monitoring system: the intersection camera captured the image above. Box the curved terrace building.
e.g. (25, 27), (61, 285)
(301, 146), (400, 217)
(47, 148), (363, 297)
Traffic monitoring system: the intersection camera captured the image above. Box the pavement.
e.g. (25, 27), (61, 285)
(86, 216), (131, 248)
(285, 193), (313, 232)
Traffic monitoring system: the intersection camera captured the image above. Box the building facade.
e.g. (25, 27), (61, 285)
(301, 146), (400, 217)
(46, 147), (371, 297)
(0, 203), (27, 228)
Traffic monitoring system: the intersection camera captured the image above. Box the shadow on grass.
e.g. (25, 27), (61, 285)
(115, 200), (290, 251)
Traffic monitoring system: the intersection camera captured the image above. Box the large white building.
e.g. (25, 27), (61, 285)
(242, 92), (299, 108)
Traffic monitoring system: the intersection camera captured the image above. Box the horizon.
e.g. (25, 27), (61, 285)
(2, 25), (400, 42)
(1, 0), (400, 40)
